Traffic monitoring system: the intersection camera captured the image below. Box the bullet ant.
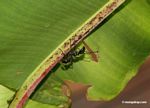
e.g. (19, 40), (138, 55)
(59, 41), (99, 69)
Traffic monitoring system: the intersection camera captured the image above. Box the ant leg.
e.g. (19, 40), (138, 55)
(58, 48), (65, 56)
(69, 57), (74, 69)
(60, 62), (66, 70)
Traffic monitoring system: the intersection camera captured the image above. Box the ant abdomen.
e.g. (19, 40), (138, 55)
(60, 43), (98, 70)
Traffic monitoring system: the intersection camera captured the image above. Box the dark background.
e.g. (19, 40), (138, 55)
(70, 57), (150, 108)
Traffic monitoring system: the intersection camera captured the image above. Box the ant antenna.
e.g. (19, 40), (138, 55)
(58, 48), (65, 56)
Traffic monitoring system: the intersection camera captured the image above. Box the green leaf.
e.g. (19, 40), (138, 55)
(1, 0), (112, 107)
(0, 85), (57, 108)
(0, 85), (14, 108)
(2, 0), (120, 107)
(0, 0), (107, 90)
(25, 100), (58, 108)
(53, 0), (150, 100)
(31, 73), (71, 107)
(0, 0), (150, 107)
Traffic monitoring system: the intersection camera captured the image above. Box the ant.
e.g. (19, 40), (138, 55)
(60, 46), (85, 69)
(60, 42), (98, 69)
